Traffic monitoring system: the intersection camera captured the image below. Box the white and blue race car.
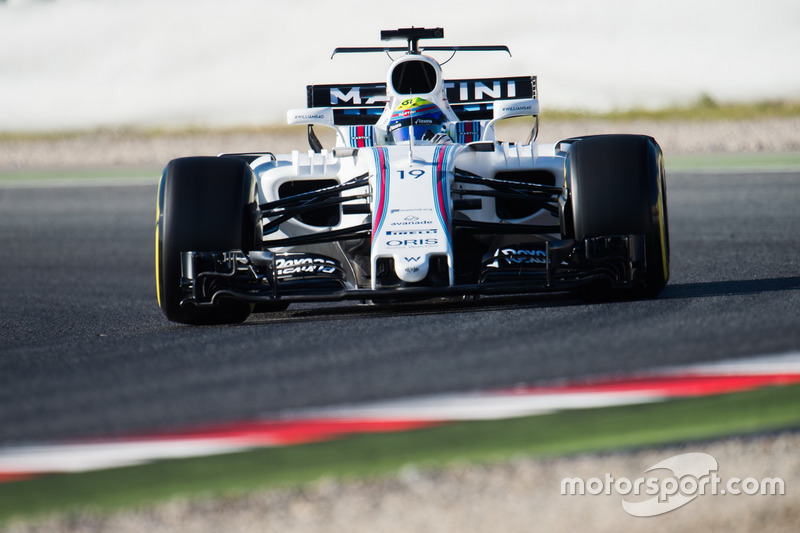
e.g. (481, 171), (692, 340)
(155, 27), (669, 324)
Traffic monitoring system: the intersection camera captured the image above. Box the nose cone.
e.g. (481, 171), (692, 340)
(395, 255), (429, 283)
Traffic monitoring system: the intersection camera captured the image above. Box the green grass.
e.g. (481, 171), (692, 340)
(0, 124), (296, 143)
(2, 383), (799, 523)
(0, 167), (160, 184)
(666, 151), (800, 171)
(2, 151), (797, 186)
(541, 96), (800, 122)
(1, 98), (799, 143)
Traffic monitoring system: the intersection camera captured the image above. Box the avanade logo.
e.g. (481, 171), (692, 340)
(560, 452), (785, 517)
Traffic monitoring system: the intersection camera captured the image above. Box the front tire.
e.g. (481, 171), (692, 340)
(155, 156), (259, 324)
(565, 134), (669, 299)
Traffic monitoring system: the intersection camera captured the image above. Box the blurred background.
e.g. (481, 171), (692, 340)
(1, 0), (799, 133)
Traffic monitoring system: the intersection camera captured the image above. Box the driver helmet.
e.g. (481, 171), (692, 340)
(387, 97), (447, 143)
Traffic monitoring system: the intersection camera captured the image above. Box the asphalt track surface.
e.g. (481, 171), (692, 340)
(1, 170), (799, 446)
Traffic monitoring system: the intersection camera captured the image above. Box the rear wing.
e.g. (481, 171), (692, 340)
(306, 76), (537, 125)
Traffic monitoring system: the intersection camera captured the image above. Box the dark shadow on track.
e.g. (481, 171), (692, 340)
(239, 276), (800, 326)
(662, 276), (800, 299)
(242, 292), (586, 326)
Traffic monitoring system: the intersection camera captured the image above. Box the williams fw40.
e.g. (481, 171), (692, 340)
(155, 27), (669, 324)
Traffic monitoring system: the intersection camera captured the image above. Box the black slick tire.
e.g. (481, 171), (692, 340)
(155, 156), (259, 324)
(566, 134), (669, 299)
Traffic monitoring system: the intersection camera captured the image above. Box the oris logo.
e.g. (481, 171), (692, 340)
(387, 238), (438, 247)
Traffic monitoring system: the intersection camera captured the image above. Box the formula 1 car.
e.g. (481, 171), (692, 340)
(155, 27), (669, 324)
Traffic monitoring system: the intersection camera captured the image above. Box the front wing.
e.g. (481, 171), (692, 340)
(177, 233), (647, 308)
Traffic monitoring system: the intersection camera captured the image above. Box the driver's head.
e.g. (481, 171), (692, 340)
(387, 97), (446, 143)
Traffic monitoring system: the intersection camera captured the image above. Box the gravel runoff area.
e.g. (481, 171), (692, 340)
(4, 431), (798, 533)
(1, 116), (800, 170)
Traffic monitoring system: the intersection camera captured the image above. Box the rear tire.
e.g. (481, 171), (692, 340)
(155, 157), (259, 324)
(565, 134), (669, 299)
